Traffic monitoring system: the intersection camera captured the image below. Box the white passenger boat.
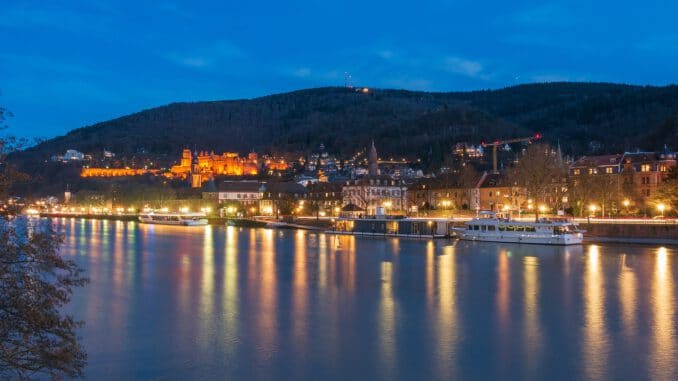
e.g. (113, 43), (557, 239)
(138, 212), (208, 226)
(454, 211), (583, 245)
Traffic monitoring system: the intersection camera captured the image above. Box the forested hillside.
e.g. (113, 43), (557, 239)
(10, 82), (678, 172)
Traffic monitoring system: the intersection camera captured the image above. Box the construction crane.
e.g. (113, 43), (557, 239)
(481, 133), (542, 174)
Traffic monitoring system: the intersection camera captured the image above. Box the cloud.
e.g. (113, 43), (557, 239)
(444, 57), (484, 77)
(376, 50), (395, 60)
(292, 67), (312, 78)
(166, 41), (243, 69)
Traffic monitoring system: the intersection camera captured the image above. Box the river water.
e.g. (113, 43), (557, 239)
(57, 218), (677, 380)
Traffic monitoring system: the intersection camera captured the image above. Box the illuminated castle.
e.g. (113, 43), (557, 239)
(170, 149), (259, 186)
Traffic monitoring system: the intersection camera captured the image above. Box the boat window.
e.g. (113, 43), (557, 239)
(498, 225), (505, 231)
(515, 226), (525, 232)
(487, 225), (496, 231)
(505, 225), (515, 232)
(473, 225), (480, 231)
(481, 225), (486, 231)
(526, 226), (536, 232)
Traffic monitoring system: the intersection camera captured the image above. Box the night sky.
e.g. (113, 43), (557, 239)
(1, 0), (677, 138)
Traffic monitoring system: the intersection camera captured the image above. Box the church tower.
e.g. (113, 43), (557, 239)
(190, 150), (202, 188)
(368, 140), (379, 176)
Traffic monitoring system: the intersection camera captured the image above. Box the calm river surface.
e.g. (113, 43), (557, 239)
(57, 218), (678, 380)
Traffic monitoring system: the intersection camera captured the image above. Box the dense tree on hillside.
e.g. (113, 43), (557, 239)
(8, 83), (678, 180)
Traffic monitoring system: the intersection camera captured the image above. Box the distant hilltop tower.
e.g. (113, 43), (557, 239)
(368, 140), (379, 176)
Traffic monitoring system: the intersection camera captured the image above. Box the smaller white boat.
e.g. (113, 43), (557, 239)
(138, 211), (208, 226)
(454, 211), (583, 245)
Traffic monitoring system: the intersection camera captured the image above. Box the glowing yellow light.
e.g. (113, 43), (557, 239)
(527, 204), (534, 210)
(657, 203), (666, 213)
(25, 208), (39, 215)
(589, 204), (597, 212)
(383, 201), (392, 208)
(539, 205), (547, 213)
(622, 199), (630, 208)
(160, 207), (169, 213)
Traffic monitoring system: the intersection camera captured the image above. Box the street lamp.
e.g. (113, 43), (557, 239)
(589, 204), (597, 217)
(622, 199), (630, 215)
(657, 203), (666, 217)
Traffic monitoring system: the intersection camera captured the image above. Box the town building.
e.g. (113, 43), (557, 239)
(342, 176), (408, 215)
(341, 142), (408, 215)
(306, 182), (343, 216)
(620, 151), (676, 200)
(569, 151), (676, 209)
(202, 180), (263, 206)
(259, 182), (309, 216)
(52, 149), (86, 162)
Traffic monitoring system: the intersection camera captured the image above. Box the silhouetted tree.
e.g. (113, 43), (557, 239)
(1, 106), (88, 379)
(509, 144), (566, 217)
(0, 219), (88, 380)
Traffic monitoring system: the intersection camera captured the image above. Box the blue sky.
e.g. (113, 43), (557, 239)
(1, 0), (677, 139)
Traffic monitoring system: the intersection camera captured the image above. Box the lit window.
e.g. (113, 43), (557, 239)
(605, 167), (613, 174)
(573, 169), (580, 175)
(641, 164), (650, 172)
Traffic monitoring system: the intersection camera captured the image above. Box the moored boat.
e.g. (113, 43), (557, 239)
(138, 212), (208, 226)
(454, 211), (583, 245)
(329, 216), (454, 238)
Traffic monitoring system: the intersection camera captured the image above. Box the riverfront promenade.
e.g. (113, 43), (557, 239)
(39, 212), (678, 245)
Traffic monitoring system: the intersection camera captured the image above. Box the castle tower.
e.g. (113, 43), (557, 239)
(368, 140), (379, 176)
(190, 150), (202, 188)
(180, 149), (192, 167)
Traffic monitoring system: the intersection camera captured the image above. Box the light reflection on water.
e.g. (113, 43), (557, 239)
(56, 219), (678, 380)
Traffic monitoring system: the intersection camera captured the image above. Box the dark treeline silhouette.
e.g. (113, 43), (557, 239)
(9, 82), (678, 175)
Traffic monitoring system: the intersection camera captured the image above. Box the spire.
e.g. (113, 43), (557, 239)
(368, 140), (379, 176)
(557, 139), (563, 166)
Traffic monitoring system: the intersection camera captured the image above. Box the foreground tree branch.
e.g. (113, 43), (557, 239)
(0, 218), (88, 380)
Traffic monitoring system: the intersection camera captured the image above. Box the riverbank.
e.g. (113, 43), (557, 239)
(39, 214), (677, 245)
(579, 222), (678, 246)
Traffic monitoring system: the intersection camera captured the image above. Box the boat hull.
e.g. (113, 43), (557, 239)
(455, 231), (583, 245)
(138, 217), (208, 226)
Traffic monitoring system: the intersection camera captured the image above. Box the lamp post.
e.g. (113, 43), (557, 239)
(657, 203), (666, 218)
(588, 204), (597, 223)
(622, 199), (630, 215)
